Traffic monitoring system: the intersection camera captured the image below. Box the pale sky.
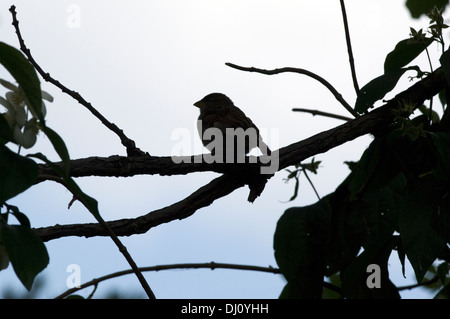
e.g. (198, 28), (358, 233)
(0, 1), (440, 298)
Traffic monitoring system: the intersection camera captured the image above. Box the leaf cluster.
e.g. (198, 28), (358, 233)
(0, 42), (83, 291)
(275, 6), (450, 298)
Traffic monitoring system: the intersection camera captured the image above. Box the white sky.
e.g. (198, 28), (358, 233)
(0, 1), (442, 298)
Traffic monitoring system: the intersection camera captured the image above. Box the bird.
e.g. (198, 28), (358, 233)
(193, 93), (271, 162)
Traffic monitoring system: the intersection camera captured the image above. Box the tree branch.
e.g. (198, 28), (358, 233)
(54, 262), (282, 299)
(55, 261), (343, 299)
(9, 5), (157, 298)
(225, 62), (359, 118)
(339, 0), (360, 94)
(292, 108), (353, 121)
(33, 68), (446, 242)
(35, 173), (247, 241)
(9, 5), (144, 157)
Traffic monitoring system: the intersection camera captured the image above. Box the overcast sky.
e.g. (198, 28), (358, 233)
(0, 1), (442, 298)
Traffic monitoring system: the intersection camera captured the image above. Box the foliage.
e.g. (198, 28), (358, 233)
(276, 5), (450, 298)
(0, 42), (99, 291)
(1, 3), (450, 299)
(0, 42), (54, 290)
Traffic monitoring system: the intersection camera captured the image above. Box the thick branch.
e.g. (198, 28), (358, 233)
(34, 68), (446, 242)
(36, 173), (246, 241)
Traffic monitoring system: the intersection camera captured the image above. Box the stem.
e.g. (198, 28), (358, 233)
(425, 47), (434, 125)
(55, 261), (341, 299)
(397, 275), (440, 291)
(292, 108), (353, 121)
(226, 62), (359, 118)
(94, 215), (156, 299)
(339, 0), (359, 94)
(302, 168), (321, 201)
(9, 5), (144, 157)
(9, 5), (155, 299)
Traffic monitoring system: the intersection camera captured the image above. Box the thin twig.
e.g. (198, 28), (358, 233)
(292, 108), (353, 121)
(397, 275), (440, 291)
(9, 5), (144, 157)
(33, 68), (447, 241)
(425, 47), (434, 125)
(93, 215), (157, 299)
(54, 261), (342, 299)
(9, 5), (155, 299)
(225, 62), (359, 118)
(339, 0), (359, 94)
(302, 168), (321, 201)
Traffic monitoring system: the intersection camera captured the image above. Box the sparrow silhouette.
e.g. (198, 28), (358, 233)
(194, 93), (271, 161)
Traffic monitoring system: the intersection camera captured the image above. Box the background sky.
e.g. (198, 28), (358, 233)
(0, 0), (445, 298)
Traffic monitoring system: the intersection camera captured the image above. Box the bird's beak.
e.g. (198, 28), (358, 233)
(194, 100), (204, 108)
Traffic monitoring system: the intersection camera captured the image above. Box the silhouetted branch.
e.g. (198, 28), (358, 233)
(340, 0), (360, 94)
(9, 5), (144, 157)
(225, 62), (359, 118)
(34, 68), (446, 241)
(55, 261), (343, 299)
(55, 262), (282, 299)
(397, 275), (440, 291)
(292, 108), (353, 121)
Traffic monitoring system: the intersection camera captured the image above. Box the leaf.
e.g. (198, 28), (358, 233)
(274, 198), (331, 298)
(324, 185), (363, 275)
(406, 0), (449, 19)
(434, 283), (450, 299)
(430, 132), (450, 178)
(11, 211), (31, 228)
(288, 176), (299, 201)
(42, 126), (70, 176)
(28, 152), (100, 220)
(0, 144), (38, 203)
(0, 115), (13, 145)
(439, 48), (450, 86)
(65, 294), (85, 299)
(396, 238), (407, 278)
(398, 185), (447, 282)
(355, 68), (409, 114)
(0, 42), (43, 122)
(384, 37), (434, 73)
(278, 283), (302, 299)
(0, 221), (49, 290)
(0, 244), (10, 271)
(437, 262), (449, 285)
(341, 238), (400, 299)
(347, 138), (382, 199)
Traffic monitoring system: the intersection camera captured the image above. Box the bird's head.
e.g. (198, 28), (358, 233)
(194, 93), (233, 114)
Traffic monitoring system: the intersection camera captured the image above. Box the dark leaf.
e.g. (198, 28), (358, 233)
(28, 152), (100, 220)
(0, 145), (38, 203)
(430, 132), (450, 178)
(341, 237), (400, 299)
(434, 283), (450, 299)
(355, 68), (410, 114)
(398, 185), (447, 282)
(406, 0), (449, 19)
(437, 262), (449, 285)
(439, 48), (450, 86)
(384, 37), (434, 73)
(274, 198), (331, 298)
(0, 42), (43, 122)
(43, 126), (70, 176)
(0, 221), (49, 290)
(0, 115), (13, 145)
